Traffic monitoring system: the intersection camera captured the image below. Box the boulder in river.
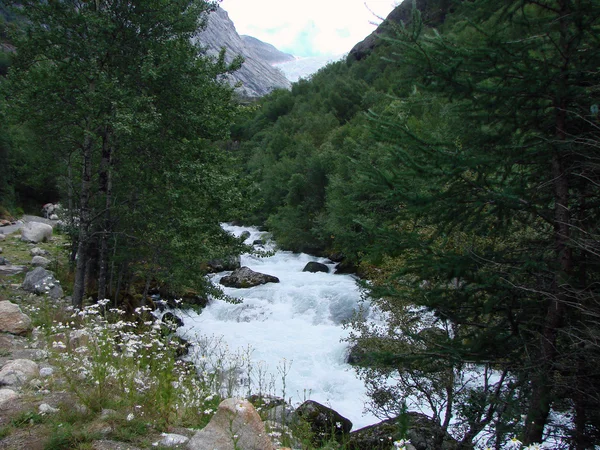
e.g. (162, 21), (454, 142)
(302, 261), (329, 273)
(220, 266), (279, 288)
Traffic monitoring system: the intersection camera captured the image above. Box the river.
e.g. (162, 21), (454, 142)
(175, 223), (380, 430)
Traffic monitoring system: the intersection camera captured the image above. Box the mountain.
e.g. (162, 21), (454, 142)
(348, 0), (453, 61)
(241, 35), (295, 65)
(195, 7), (291, 99)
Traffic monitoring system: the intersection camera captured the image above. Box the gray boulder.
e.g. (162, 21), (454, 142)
(302, 261), (329, 273)
(187, 398), (275, 450)
(21, 222), (52, 243)
(0, 359), (40, 387)
(31, 255), (51, 268)
(293, 400), (352, 445)
(220, 266), (279, 288)
(0, 234), (5, 241)
(22, 267), (64, 299)
(0, 301), (32, 335)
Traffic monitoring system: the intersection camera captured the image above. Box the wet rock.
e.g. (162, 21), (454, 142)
(240, 230), (251, 241)
(252, 239), (264, 246)
(187, 398), (275, 450)
(220, 266), (280, 288)
(293, 400), (352, 444)
(0, 301), (32, 335)
(302, 261), (329, 273)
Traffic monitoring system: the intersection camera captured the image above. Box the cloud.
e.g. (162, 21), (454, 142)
(220, 0), (397, 57)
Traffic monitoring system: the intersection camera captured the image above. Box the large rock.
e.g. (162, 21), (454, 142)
(302, 261), (329, 273)
(20, 222), (53, 243)
(187, 398), (275, 450)
(293, 400), (352, 444)
(22, 267), (64, 299)
(0, 359), (40, 387)
(0, 301), (32, 335)
(220, 266), (280, 288)
(348, 413), (458, 450)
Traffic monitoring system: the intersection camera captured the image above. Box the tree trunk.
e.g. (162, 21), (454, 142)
(72, 132), (94, 309)
(97, 128), (113, 301)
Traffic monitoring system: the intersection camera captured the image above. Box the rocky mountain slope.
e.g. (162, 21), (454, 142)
(241, 35), (295, 65)
(195, 7), (291, 98)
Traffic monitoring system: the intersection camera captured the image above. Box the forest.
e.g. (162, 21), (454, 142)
(1, 0), (599, 448)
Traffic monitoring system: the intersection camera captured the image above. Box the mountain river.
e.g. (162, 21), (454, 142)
(175, 223), (380, 430)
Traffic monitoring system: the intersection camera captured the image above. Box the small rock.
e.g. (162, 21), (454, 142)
(30, 247), (50, 257)
(240, 230), (251, 241)
(0, 256), (8, 265)
(39, 403), (60, 414)
(158, 433), (189, 447)
(0, 246), (3, 253)
(0, 359), (40, 387)
(0, 388), (19, 407)
(39, 367), (54, 378)
(0, 234), (5, 241)
(31, 255), (51, 268)
(100, 409), (117, 419)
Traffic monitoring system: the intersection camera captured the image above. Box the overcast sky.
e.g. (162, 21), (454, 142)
(219, 0), (399, 58)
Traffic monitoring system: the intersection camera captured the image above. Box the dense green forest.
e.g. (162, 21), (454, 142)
(1, 0), (599, 448)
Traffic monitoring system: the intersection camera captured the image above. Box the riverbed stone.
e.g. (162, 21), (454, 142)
(220, 266), (279, 288)
(0, 301), (32, 335)
(187, 398), (275, 450)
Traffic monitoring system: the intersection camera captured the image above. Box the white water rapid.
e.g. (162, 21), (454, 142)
(176, 223), (380, 430)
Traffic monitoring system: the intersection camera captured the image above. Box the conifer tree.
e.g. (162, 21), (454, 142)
(352, 0), (600, 446)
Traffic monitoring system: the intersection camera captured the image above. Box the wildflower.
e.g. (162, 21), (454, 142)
(126, 413), (134, 421)
(509, 437), (523, 448)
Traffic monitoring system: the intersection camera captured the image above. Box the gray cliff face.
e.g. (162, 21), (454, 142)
(241, 35), (295, 65)
(195, 7), (291, 98)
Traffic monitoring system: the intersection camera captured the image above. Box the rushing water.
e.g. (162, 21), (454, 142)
(175, 223), (380, 430)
